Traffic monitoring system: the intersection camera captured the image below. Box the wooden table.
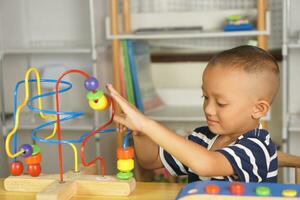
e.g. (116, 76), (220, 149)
(0, 179), (183, 200)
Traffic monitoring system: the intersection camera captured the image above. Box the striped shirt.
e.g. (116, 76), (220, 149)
(159, 126), (277, 183)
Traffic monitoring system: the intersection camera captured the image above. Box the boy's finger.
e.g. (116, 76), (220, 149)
(113, 114), (127, 126)
(107, 84), (132, 111)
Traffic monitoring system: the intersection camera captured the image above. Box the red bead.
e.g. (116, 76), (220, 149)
(204, 184), (220, 194)
(27, 164), (41, 177)
(10, 161), (23, 176)
(229, 182), (244, 195)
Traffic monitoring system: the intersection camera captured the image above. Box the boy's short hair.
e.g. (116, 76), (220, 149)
(207, 45), (280, 103)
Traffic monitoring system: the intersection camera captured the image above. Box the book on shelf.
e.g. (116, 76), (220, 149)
(131, 41), (165, 112)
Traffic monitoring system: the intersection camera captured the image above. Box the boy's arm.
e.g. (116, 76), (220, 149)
(142, 119), (234, 177)
(108, 84), (234, 177)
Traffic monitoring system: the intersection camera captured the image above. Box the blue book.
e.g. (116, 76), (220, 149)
(224, 24), (254, 31)
(127, 40), (144, 112)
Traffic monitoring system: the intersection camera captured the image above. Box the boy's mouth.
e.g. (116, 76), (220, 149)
(206, 118), (219, 124)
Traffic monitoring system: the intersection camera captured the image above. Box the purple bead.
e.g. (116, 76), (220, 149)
(19, 144), (33, 158)
(84, 77), (99, 91)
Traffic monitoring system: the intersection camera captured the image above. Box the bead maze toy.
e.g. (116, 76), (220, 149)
(176, 180), (300, 200)
(3, 68), (135, 200)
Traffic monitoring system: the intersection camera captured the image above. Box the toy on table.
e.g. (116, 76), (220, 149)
(3, 67), (136, 200)
(176, 180), (300, 199)
(224, 15), (254, 31)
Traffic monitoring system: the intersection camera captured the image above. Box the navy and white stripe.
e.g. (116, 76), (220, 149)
(159, 126), (278, 183)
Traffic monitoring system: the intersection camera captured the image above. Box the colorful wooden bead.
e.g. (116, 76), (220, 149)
(84, 77), (99, 91)
(24, 153), (42, 165)
(117, 147), (134, 159)
(88, 94), (109, 111)
(10, 161), (23, 176)
(27, 164), (41, 177)
(86, 90), (104, 101)
(19, 144), (33, 158)
(117, 159), (134, 172)
(31, 144), (40, 155)
(116, 171), (133, 180)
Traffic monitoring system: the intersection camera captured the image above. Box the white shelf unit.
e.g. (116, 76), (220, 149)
(4, 45), (92, 54)
(106, 8), (270, 123)
(106, 10), (270, 40)
(0, 0), (99, 133)
(282, 0), (300, 183)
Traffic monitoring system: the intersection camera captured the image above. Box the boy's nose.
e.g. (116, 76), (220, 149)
(204, 101), (216, 116)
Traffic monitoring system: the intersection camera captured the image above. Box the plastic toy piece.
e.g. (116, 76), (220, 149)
(19, 144), (33, 158)
(23, 152), (42, 177)
(84, 76), (99, 91)
(204, 184), (220, 194)
(24, 153), (42, 165)
(116, 147), (135, 180)
(255, 186), (271, 196)
(229, 182), (244, 195)
(9, 161), (23, 176)
(31, 144), (41, 155)
(176, 180), (300, 199)
(117, 171), (133, 180)
(282, 189), (298, 197)
(27, 164), (41, 177)
(117, 159), (134, 172)
(117, 147), (134, 159)
(86, 90), (104, 101)
(88, 94), (109, 111)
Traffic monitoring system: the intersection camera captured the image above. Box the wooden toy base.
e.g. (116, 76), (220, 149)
(4, 165), (136, 200)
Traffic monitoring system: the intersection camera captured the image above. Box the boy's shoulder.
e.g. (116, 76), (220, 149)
(237, 128), (272, 146)
(191, 126), (274, 147)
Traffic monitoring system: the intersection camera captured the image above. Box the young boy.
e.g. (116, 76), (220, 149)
(107, 45), (279, 183)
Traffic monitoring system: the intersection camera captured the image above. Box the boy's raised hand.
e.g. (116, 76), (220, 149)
(106, 83), (149, 133)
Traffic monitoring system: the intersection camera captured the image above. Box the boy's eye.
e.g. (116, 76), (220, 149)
(217, 102), (227, 107)
(202, 95), (208, 100)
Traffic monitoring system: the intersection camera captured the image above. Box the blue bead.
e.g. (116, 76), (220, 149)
(19, 144), (33, 158)
(84, 77), (99, 91)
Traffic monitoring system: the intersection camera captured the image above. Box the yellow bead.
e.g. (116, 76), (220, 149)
(282, 189), (297, 197)
(88, 94), (109, 110)
(117, 159), (134, 172)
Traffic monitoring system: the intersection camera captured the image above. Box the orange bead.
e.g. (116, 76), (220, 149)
(204, 184), (220, 194)
(117, 147), (134, 159)
(24, 153), (42, 165)
(229, 182), (244, 195)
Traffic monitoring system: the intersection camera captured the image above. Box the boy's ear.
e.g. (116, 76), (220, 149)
(251, 100), (270, 119)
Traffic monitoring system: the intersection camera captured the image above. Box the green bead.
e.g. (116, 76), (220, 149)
(116, 171), (133, 180)
(86, 90), (103, 101)
(31, 144), (40, 155)
(255, 186), (271, 196)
